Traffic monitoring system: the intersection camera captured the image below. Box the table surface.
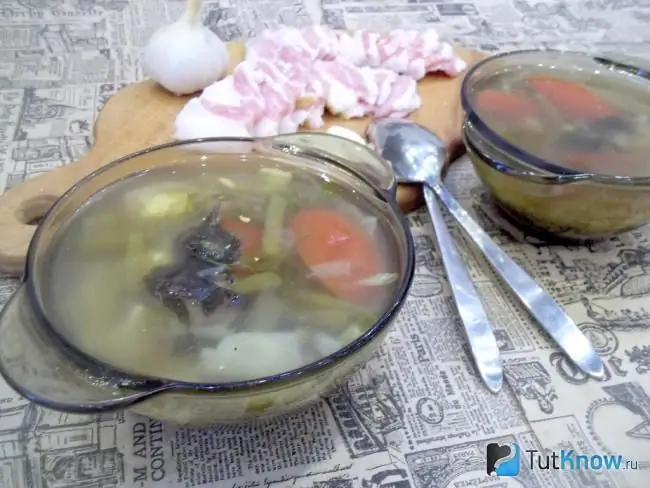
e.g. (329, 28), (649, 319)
(1, 1), (650, 488)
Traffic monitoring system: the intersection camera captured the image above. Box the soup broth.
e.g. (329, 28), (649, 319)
(44, 159), (401, 383)
(472, 64), (650, 177)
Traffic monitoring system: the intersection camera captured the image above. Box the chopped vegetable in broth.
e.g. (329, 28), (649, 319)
(45, 162), (400, 383)
(473, 66), (650, 177)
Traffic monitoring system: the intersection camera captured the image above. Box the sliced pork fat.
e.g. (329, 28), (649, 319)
(174, 25), (466, 141)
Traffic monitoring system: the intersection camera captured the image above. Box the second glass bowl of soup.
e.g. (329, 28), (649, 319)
(0, 134), (414, 425)
(461, 49), (650, 241)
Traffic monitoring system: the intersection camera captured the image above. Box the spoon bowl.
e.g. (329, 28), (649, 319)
(367, 119), (448, 185)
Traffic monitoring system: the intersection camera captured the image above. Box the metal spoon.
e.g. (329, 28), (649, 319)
(367, 119), (605, 380)
(370, 126), (503, 392)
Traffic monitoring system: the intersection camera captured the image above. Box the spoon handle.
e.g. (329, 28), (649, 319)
(433, 183), (605, 379)
(423, 186), (503, 393)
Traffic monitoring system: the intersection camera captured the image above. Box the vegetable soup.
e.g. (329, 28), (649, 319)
(472, 66), (650, 177)
(44, 159), (401, 383)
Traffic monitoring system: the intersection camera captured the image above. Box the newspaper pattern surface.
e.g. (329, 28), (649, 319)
(0, 0), (649, 487)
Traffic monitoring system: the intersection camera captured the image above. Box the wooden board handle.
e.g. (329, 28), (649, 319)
(0, 82), (189, 276)
(0, 167), (78, 275)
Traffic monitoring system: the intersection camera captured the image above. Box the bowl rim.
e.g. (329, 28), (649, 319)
(460, 48), (650, 186)
(23, 137), (416, 395)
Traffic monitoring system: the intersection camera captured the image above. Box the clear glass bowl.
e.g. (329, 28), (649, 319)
(0, 134), (415, 426)
(461, 49), (650, 241)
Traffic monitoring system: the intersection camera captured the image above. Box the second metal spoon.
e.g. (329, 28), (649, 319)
(368, 124), (503, 392)
(367, 119), (605, 380)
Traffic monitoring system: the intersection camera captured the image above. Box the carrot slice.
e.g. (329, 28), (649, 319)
(220, 218), (263, 255)
(220, 218), (263, 278)
(527, 76), (618, 121)
(289, 208), (383, 304)
(475, 89), (541, 122)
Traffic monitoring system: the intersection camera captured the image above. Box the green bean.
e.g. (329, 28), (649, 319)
(215, 175), (291, 196)
(262, 195), (287, 257)
(292, 290), (361, 312)
(258, 167), (293, 191)
(308, 309), (356, 331)
(241, 290), (285, 331)
(227, 272), (282, 294)
(339, 324), (366, 345)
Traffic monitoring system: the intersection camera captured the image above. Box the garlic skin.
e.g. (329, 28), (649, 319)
(142, 0), (229, 96)
(325, 125), (368, 145)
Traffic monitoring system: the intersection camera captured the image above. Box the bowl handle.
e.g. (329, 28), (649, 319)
(593, 53), (650, 78)
(265, 132), (399, 200)
(0, 286), (166, 413)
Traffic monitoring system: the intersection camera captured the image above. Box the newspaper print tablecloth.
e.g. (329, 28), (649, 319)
(1, 1), (650, 487)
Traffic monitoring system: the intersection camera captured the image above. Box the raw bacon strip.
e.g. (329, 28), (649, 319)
(246, 28), (318, 63)
(200, 76), (259, 133)
(336, 30), (383, 67)
(196, 57), (318, 138)
(372, 74), (421, 119)
(342, 28), (466, 79)
(244, 31), (287, 62)
(370, 69), (421, 118)
(312, 59), (378, 119)
(423, 42), (467, 77)
(256, 82), (293, 136)
(373, 69), (399, 108)
(379, 30), (430, 78)
(294, 77), (326, 129)
(255, 58), (307, 100)
(301, 25), (339, 60)
(246, 26), (339, 63)
(251, 58), (311, 136)
(175, 98), (251, 140)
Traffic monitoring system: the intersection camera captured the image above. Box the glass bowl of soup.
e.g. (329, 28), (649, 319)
(0, 134), (414, 425)
(461, 49), (650, 240)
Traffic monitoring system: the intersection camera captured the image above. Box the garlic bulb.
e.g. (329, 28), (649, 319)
(142, 0), (229, 96)
(326, 125), (368, 145)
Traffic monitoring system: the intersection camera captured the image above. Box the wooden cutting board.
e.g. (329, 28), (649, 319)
(0, 42), (485, 276)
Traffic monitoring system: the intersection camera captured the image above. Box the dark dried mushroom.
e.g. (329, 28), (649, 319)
(183, 207), (241, 265)
(556, 115), (635, 154)
(588, 115), (634, 134)
(146, 259), (241, 322)
(144, 206), (248, 323)
(556, 131), (616, 153)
